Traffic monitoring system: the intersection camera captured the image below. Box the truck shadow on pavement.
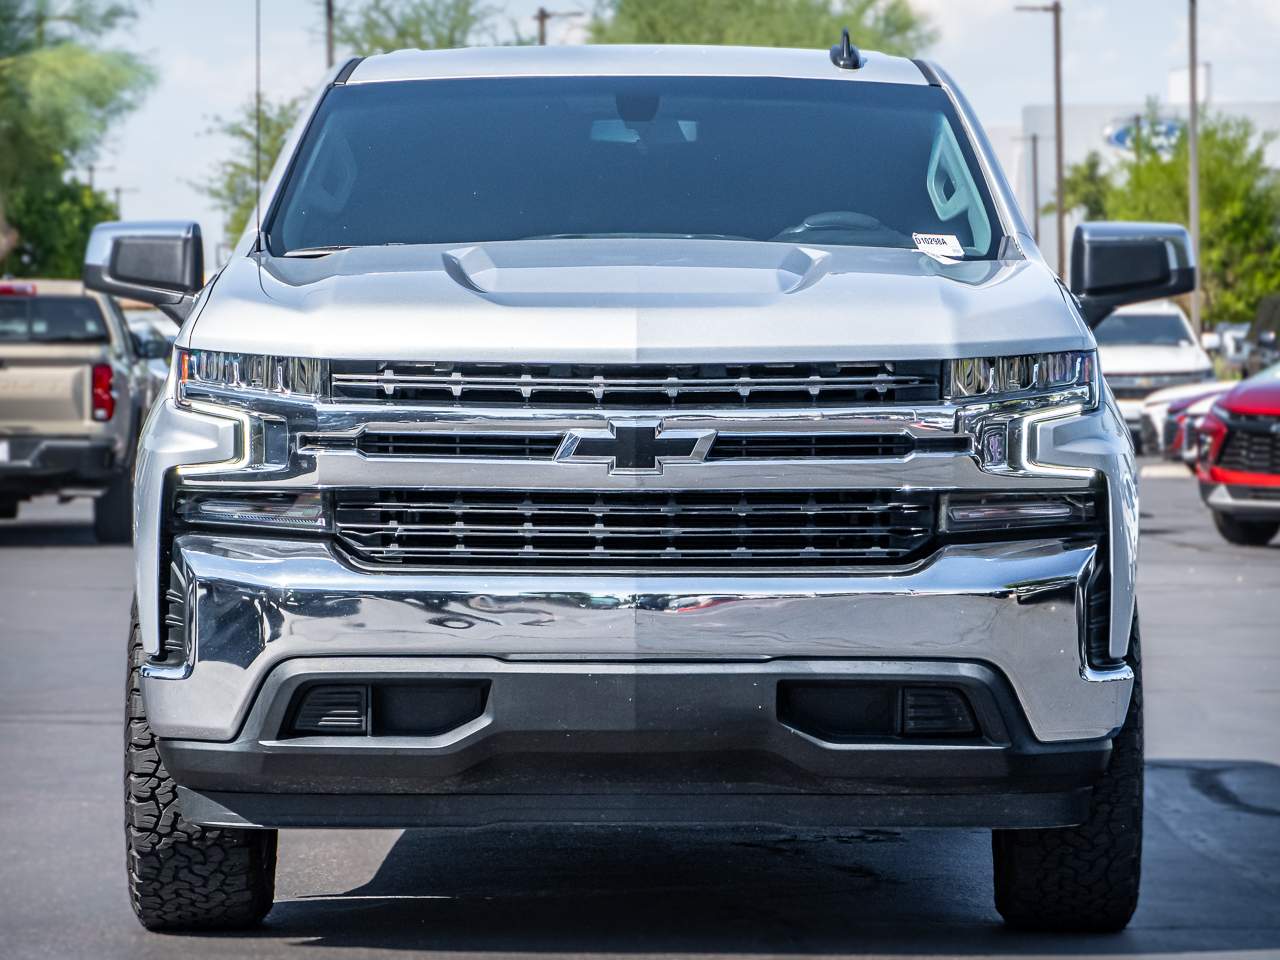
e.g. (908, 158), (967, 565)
(0, 511), (99, 546)
(256, 760), (1280, 955)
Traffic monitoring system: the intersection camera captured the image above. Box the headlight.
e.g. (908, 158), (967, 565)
(175, 490), (331, 531)
(947, 350), (1097, 409)
(174, 349), (326, 405)
(949, 351), (1098, 477)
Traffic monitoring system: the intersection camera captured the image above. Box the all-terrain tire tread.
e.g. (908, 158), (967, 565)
(125, 605), (276, 930)
(991, 620), (1143, 933)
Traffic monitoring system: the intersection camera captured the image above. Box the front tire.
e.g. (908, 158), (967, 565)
(991, 620), (1144, 932)
(126, 606), (277, 930)
(94, 473), (133, 543)
(1212, 511), (1279, 546)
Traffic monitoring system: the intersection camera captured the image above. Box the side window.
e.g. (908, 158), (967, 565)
(926, 117), (992, 255)
(282, 124), (357, 250)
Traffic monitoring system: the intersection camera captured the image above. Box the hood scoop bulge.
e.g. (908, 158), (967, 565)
(440, 241), (832, 304)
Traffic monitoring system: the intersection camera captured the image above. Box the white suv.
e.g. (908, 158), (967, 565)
(1095, 299), (1214, 450)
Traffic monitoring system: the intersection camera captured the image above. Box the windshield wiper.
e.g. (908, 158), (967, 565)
(281, 245), (354, 258)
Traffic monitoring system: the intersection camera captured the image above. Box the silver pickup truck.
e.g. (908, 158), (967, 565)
(87, 41), (1196, 934)
(0, 278), (158, 540)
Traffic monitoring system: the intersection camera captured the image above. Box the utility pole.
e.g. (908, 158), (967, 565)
(533, 6), (582, 45)
(325, 0), (336, 69)
(1188, 0), (1202, 334)
(110, 186), (139, 218)
(1016, 2), (1065, 277)
(1029, 133), (1040, 244)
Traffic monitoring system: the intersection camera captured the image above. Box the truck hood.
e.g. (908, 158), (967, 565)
(1097, 342), (1211, 377)
(186, 239), (1090, 362)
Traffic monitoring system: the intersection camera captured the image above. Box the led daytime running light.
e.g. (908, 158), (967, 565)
(177, 349), (326, 399)
(948, 351), (1095, 403)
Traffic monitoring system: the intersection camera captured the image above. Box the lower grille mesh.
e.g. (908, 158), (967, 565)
(334, 489), (937, 569)
(1218, 429), (1280, 474)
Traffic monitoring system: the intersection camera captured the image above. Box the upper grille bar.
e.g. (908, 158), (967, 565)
(329, 360), (944, 408)
(301, 430), (969, 462)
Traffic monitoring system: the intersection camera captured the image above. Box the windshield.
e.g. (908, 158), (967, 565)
(268, 76), (1001, 258)
(1094, 311), (1194, 346)
(0, 296), (109, 343)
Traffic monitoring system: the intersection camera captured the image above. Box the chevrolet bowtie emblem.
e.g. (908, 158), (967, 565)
(558, 421), (716, 474)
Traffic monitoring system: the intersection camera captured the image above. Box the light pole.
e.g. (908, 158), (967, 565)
(1188, 0), (1201, 334)
(110, 186), (139, 218)
(325, 0), (336, 69)
(1016, 2), (1065, 278)
(533, 6), (583, 45)
(1018, 132), (1041, 244)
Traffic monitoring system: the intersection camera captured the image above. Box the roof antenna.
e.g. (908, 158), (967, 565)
(254, 0), (263, 253)
(830, 28), (863, 70)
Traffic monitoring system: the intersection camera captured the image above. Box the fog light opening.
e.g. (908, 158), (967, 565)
(901, 687), (977, 737)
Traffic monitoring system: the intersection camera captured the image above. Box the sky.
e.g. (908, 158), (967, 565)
(96, 0), (1280, 261)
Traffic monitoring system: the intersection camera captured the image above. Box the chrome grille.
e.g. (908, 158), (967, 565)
(308, 432), (563, 459)
(1105, 372), (1211, 399)
(304, 430), (967, 462)
(333, 489), (937, 569)
(328, 360), (943, 408)
(707, 434), (969, 460)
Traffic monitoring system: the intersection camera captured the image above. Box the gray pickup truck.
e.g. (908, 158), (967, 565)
(0, 278), (159, 540)
(86, 41), (1196, 934)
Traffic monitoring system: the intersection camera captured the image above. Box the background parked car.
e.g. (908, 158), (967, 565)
(124, 309), (177, 411)
(1095, 299), (1215, 452)
(1140, 380), (1234, 455)
(1174, 391), (1229, 468)
(1193, 361), (1280, 546)
(0, 278), (150, 539)
(1200, 321), (1251, 368)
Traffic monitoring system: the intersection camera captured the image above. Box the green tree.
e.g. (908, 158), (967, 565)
(589, 0), (936, 54)
(0, 1), (153, 267)
(1056, 112), (1280, 328)
(198, 96), (304, 245)
(201, 1), (515, 248)
(333, 0), (500, 54)
(1053, 150), (1109, 221)
(0, 172), (117, 276)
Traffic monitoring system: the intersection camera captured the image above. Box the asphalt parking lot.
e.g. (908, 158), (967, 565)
(1, 461), (1277, 960)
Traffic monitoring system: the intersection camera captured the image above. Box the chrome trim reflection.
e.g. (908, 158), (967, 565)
(139, 534), (1132, 744)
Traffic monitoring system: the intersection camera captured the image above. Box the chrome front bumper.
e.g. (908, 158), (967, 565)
(143, 533), (1132, 745)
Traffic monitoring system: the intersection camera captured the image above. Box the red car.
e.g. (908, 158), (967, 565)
(1194, 362), (1280, 545)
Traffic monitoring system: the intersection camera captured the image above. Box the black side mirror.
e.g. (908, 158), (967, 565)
(1069, 222), (1196, 328)
(131, 331), (170, 360)
(83, 221), (203, 322)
